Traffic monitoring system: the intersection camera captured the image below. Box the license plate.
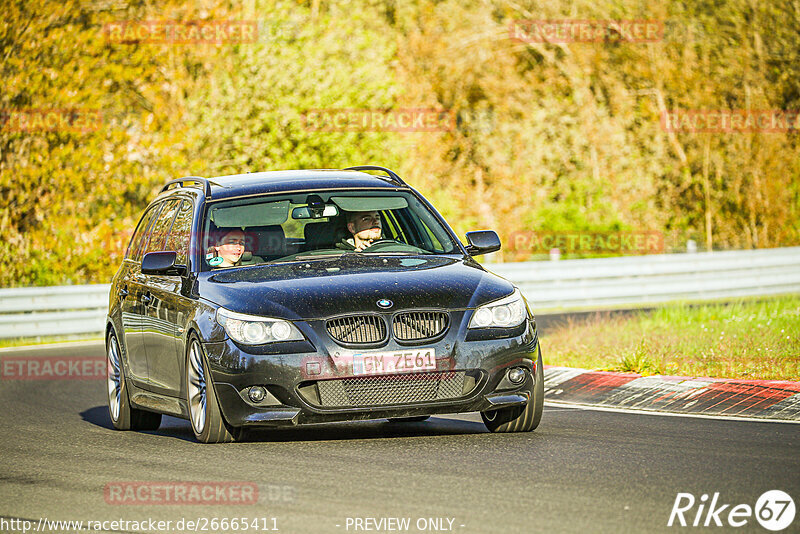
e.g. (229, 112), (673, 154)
(352, 348), (436, 376)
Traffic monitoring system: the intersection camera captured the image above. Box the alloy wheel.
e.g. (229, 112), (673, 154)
(187, 340), (207, 434)
(107, 335), (122, 422)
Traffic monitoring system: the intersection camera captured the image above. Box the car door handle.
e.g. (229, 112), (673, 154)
(141, 294), (152, 305)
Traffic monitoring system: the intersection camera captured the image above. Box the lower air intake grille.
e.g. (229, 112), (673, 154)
(326, 315), (387, 345)
(392, 311), (449, 342)
(316, 371), (466, 407)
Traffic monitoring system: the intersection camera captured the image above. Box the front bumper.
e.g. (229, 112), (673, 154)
(204, 314), (540, 427)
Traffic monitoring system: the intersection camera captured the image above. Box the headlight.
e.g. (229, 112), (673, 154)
(216, 308), (304, 344)
(468, 288), (527, 328)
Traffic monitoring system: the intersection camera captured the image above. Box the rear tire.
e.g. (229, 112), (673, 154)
(186, 335), (242, 443)
(481, 347), (544, 433)
(388, 416), (430, 422)
(106, 330), (162, 431)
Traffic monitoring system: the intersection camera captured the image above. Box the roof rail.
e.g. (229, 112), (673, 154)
(343, 165), (407, 187)
(161, 176), (213, 198)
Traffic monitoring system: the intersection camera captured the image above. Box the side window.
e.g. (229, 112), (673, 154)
(410, 211), (443, 250)
(132, 202), (164, 262)
(145, 199), (181, 254)
(166, 200), (193, 264)
(382, 210), (407, 243)
(125, 204), (160, 261)
(421, 223), (444, 250)
(385, 208), (426, 248)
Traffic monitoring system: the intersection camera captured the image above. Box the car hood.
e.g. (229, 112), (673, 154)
(196, 255), (514, 320)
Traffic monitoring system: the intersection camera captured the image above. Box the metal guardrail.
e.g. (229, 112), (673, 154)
(0, 247), (798, 339)
(490, 246), (800, 310)
(0, 285), (110, 338)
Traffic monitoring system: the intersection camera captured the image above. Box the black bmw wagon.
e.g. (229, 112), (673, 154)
(106, 166), (544, 442)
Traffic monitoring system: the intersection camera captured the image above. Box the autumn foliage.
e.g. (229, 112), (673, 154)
(1, 0), (798, 286)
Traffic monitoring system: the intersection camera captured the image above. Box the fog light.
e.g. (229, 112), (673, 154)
(248, 386), (267, 403)
(507, 367), (526, 384)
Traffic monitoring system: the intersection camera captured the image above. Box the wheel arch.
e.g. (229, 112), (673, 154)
(105, 316), (129, 373)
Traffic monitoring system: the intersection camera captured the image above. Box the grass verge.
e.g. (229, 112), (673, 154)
(539, 294), (800, 380)
(0, 335), (103, 349)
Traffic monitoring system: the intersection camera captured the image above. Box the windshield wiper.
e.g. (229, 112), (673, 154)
(290, 253), (345, 261)
(360, 251), (420, 255)
(265, 253), (345, 264)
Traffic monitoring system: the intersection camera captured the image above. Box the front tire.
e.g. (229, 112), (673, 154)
(481, 347), (544, 433)
(186, 335), (242, 443)
(106, 330), (161, 431)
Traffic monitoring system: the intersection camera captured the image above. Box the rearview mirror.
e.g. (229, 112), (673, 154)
(291, 205), (339, 219)
(464, 230), (501, 256)
(142, 251), (187, 276)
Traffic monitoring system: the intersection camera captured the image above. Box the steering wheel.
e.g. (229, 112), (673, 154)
(366, 239), (397, 247)
(361, 238), (427, 255)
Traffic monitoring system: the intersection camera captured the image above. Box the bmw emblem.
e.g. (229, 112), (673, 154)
(377, 299), (393, 309)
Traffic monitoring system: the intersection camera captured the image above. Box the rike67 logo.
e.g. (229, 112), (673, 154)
(668, 490), (795, 531)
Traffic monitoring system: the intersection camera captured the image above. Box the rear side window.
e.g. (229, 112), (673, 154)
(166, 200), (193, 265)
(125, 203), (161, 261)
(132, 203), (164, 262)
(146, 199), (181, 254)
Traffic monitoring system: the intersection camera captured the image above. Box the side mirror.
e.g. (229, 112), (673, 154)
(464, 230), (501, 256)
(142, 251), (187, 276)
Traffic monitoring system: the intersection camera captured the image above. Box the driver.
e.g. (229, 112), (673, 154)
(340, 210), (382, 252)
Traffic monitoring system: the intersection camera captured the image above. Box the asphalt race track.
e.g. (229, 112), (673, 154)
(1, 343), (798, 533)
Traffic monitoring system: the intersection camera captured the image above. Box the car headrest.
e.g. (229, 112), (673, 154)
(247, 225), (286, 258)
(304, 221), (344, 250)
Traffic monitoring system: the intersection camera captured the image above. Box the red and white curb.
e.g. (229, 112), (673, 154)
(543, 366), (800, 421)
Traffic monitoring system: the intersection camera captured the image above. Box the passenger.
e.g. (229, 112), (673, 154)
(339, 210), (382, 252)
(208, 229), (262, 267)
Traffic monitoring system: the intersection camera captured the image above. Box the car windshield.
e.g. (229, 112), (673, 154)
(200, 190), (459, 270)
